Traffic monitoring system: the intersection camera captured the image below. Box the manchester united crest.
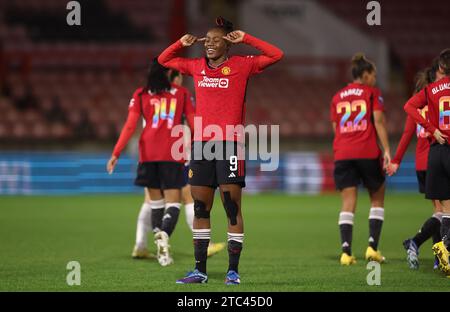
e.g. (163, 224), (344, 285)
(221, 66), (231, 75)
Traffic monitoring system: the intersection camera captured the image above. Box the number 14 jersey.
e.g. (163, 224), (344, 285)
(330, 82), (384, 160)
(126, 84), (195, 163)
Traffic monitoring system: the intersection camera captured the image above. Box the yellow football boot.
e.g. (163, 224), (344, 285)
(365, 246), (385, 263)
(432, 241), (450, 275)
(207, 242), (226, 257)
(340, 253), (357, 265)
(131, 246), (155, 259)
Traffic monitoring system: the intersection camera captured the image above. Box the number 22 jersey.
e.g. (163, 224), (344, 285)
(330, 82), (384, 161)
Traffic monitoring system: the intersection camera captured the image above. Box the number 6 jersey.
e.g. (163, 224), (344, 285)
(330, 82), (384, 160)
(404, 76), (450, 145)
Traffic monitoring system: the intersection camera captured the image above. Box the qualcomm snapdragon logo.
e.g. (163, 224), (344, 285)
(198, 76), (229, 89)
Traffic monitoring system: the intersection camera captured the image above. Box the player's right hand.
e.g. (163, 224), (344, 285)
(433, 129), (448, 144)
(386, 163), (399, 176)
(180, 34), (205, 47)
(107, 155), (118, 174)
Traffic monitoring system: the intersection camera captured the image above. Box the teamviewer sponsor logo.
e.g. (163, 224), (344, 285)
(198, 76), (229, 89)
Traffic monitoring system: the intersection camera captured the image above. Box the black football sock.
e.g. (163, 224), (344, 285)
(433, 228), (442, 244)
(338, 212), (354, 255)
(193, 229), (210, 274)
(432, 213), (443, 244)
(441, 215), (450, 249)
(368, 207), (384, 250)
(161, 203), (181, 236)
(150, 199), (165, 233)
(227, 233), (244, 273)
(412, 215), (442, 248)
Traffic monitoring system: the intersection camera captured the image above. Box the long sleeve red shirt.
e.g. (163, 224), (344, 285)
(158, 33), (283, 142)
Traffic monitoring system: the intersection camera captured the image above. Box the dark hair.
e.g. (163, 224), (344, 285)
(438, 48), (450, 75)
(143, 58), (170, 95)
(169, 69), (180, 83)
(414, 70), (430, 94)
(428, 57), (439, 83)
(213, 16), (234, 34)
(351, 53), (375, 79)
(413, 59), (439, 94)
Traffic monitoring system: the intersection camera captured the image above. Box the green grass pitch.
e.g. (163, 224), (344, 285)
(1, 193), (449, 291)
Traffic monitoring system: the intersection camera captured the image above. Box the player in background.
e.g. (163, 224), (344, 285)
(158, 17), (283, 284)
(132, 70), (225, 260)
(387, 62), (444, 270)
(404, 48), (450, 275)
(107, 59), (195, 266)
(330, 53), (390, 266)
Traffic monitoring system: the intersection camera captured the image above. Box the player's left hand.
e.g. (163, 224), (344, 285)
(107, 155), (118, 174)
(382, 151), (391, 170)
(223, 30), (245, 44)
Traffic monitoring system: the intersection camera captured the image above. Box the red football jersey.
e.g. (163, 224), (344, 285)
(330, 83), (384, 160)
(158, 34), (283, 142)
(112, 84), (195, 162)
(391, 111), (430, 171)
(405, 76), (450, 144)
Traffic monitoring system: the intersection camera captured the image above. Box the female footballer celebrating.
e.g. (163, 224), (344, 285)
(158, 17), (283, 284)
(330, 53), (390, 266)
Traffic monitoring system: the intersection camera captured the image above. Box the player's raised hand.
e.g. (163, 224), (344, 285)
(433, 129), (448, 144)
(223, 30), (245, 44)
(107, 155), (118, 174)
(180, 34), (205, 47)
(386, 162), (399, 176)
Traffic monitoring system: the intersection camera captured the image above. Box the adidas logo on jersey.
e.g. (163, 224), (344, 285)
(200, 70), (206, 75)
(228, 172), (236, 178)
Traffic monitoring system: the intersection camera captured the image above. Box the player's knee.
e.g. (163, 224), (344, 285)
(194, 200), (210, 219)
(223, 191), (239, 226)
